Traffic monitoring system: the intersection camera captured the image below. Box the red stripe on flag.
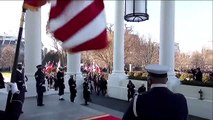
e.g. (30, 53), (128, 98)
(53, 1), (104, 42)
(69, 29), (108, 52)
(48, 0), (108, 53)
(49, 1), (71, 19)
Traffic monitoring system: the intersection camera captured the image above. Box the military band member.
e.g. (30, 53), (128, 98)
(34, 65), (45, 106)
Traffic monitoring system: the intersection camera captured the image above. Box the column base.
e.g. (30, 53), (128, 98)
(25, 75), (37, 97)
(107, 72), (128, 100)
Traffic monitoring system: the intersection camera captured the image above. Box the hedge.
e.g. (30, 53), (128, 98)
(128, 72), (213, 87)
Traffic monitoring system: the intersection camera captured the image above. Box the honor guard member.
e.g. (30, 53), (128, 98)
(83, 78), (90, 105)
(68, 75), (77, 102)
(123, 64), (188, 120)
(57, 67), (65, 100)
(127, 80), (135, 102)
(14, 63), (26, 113)
(34, 65), (45, 106)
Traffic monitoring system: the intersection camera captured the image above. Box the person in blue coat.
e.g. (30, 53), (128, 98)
(123, 64), (188, 120)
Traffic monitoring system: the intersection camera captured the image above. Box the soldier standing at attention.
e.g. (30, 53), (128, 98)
(34, 65), (45, 106)
(83, 78), (90, 105)
(57, 67), (65, 100)
(68, 75), (77, 102)
(14, 63), (27, 113)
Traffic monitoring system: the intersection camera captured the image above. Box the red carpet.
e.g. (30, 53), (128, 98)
(82, 114), (121, 120)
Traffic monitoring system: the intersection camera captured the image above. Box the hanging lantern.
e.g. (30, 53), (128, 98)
(124, 0), (149, 22)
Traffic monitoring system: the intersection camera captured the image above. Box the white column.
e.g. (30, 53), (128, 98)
(66, 53), (84, 102)
(108, 1), (127, 100)
(112, 1), (125, 75)
(24, 9), (42, 97)
(160, 1), (179, 90)
(109, 1), (127, 81)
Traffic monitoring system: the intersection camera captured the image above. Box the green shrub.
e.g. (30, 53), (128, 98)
(179, 73), (189, 80)
(176, 73), (181, 78)
(128, 72), (134, 77)
(128, 71), (213, 87)
(181, 80), (213, 87)
(202, 73), (209, 82)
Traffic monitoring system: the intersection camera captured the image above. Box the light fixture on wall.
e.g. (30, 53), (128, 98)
(124, 0), (149, 22)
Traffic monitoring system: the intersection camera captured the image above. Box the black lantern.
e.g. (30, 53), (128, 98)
(124, 0), (149, 22)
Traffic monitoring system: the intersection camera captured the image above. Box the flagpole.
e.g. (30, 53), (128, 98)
(5, 7), (26, 115)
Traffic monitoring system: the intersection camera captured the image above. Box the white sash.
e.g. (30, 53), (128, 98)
(133, 95), (138, 117)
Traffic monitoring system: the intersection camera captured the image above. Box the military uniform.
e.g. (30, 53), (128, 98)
(14, 66), (26, 113)
(83, 79), (90, 105)
(123, 64), (188, 120)
(57, 68), (65, 100)
(127, 80), (135, 102)
(34, 65), (45, 106)
(68, 75), (77, 102)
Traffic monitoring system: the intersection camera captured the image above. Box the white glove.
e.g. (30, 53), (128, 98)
(6, 82), (20, 94)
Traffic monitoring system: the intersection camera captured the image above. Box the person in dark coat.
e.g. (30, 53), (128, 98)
(34, 65), (46, 106)
(127, 80), (135, 102)
(195, 67), (203, 82)
(123, 64), (188, 120)
(0, 72), (5, 89)
(14, 63), (26, 113)
(68, 75), (77, 102)
(100, 75), (107, 96)
(57, 67), (65, 100)
(137, 84), (146, 95)
(83, 78), (90, 105)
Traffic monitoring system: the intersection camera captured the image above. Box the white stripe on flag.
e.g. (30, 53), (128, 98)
(49, 1), (93, 32)
(62, 10), (106, 49)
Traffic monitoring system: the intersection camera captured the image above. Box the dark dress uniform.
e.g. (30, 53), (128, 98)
(196, 68), (203, 82)
(127, 81), (135, 102)
(0, 72), (5, 89)
(123, 64), (188, 120)
(14, 68), (26, 112)
(83, 80), (90, 105)
(34, 66), (45, 106)
(57, 69), (65, 100)
(68, 76), (77, 102)
(123, 87), (188, 120)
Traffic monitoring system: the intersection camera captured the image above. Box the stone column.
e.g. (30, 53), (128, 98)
(160, 1), (179, 90)
(108, 1), (127, 100)
(24, 9), (42, 97)
(66, 53), (84, 102)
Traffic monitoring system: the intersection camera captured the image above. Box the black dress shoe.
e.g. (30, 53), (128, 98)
(59, 98), (65, 101)
(37, 104), (45, 106)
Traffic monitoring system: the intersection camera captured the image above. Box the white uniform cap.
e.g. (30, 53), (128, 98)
(145, 64), (169, 77)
